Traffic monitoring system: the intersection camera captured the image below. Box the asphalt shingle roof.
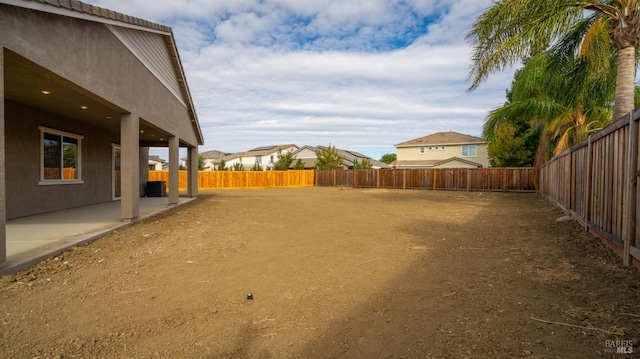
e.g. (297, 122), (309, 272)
(395, 131), (484, 147)
(23, 0), (171, 32)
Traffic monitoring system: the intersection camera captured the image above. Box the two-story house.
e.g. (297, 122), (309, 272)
(222, 144), (299, 170)
(394, 131), (489, 168)
(292, 145), (390, 169)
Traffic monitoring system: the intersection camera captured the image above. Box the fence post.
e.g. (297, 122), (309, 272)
(624, 110), (638, 266)
(433, 169), (437, 190)
(353, 169), (357, 188)
(569, 146), (574, 212)
(403, 169), (406, 190)
(376, 169), (380, 189)
(585, 136), (592, 230)
(467, 169), (471, 192)
(502, 168), (507, 192)
(333, 170), (337, 187)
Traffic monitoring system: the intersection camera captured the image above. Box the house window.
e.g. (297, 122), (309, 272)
(441, 146), (446, 150)
(256, 155), (262, 164)
(39, 126), (83, 184)
(461, 145), (477, 157)
(270, 155), (274, 163)
(419, 147), (425, 154)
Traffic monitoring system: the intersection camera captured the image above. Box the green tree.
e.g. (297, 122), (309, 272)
(483, 51), (614, 164)
(488, 123), (532, 167)
(353, 158), (373, 169)
(315, 145), (343, 170)
(273, 149), (297, 170)
(293, 159), (306, 170)
(467, 0), (640, 121)
(250, 162), (263, 171)
(232, 162), (244, 171)
(379, 153), (396, 164)
(198, 154), (205, 170)
(217, 159), (227, 171)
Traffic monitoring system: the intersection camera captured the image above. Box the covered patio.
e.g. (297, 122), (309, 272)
(0, 196), (195, 276)
(0, 1), (204, 267)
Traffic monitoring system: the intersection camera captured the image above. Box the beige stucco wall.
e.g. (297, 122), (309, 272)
(0, 5), (199, 147)
(397, 143), (490, 167)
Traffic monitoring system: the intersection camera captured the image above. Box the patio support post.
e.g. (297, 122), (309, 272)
(168, 136), (179, 205)
(139, 146), (149, 196)
(121, 113), (140, 221)
(0, 50), (6, 263)
(187, 146), (199, 198)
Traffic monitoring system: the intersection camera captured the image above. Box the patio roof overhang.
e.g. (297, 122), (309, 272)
(4, 49), (175, 146)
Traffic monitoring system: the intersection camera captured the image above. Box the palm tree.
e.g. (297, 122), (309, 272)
(484, 51), (615, 164)
(467, 0), (640, 121)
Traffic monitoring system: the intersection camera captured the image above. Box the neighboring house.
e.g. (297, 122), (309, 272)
(197, 149), (229, 171)
(393, 131), (489, 169)
(292, 145), (390, 169)
(0, 0), (204, 263)
(149, 155), (166, 171)
(223, 144), (299, 170)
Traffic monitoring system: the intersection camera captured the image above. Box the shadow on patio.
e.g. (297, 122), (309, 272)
(0, 196), (195, 276)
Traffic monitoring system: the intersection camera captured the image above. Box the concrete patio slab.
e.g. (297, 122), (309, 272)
(0, 197), (195, 276)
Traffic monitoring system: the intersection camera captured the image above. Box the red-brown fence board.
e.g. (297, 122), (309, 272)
(315, 168), (537, 192)
(540, 110), (640, 266)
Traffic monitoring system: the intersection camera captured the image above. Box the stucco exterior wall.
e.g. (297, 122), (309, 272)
(295, 148), (317, 159)
(0, 5), (198, 147)
(5, 101), (118, 219)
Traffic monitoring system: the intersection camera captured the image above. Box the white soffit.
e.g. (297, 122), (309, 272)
(107, 24), (187, 108)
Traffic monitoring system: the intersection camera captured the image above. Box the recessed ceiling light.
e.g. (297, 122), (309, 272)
(80, 106), (88, 110)
(140, 130), (144, 133)
(106, 116), (111, 119)
(41, 90), (51, 95)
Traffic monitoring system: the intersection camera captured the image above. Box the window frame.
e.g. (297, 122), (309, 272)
(419, 146), (425, 154)
(461, 144), (477, 157)
(39, 126), (84, 185)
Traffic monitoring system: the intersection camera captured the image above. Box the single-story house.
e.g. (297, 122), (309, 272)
(222, 144), (299, 170)
(0, 0), (204, 263)
(292, 145), (389, 169)
(393, 131), (489, 169)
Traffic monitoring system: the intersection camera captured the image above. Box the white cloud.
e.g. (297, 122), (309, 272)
(84, 0), (514, 160)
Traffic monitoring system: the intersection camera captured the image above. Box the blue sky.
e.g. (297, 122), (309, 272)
(85, 0), (515, 160)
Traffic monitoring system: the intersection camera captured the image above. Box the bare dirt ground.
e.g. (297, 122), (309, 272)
(1, 187), (639, 358)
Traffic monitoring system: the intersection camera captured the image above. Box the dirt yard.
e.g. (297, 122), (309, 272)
(1, 187), (639, 358)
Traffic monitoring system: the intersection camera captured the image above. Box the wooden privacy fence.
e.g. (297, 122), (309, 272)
(315, 168), (537, 192)
(148, 170), (315, 190)
(539, 110), (640, 266)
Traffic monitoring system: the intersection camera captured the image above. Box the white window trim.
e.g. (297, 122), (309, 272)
(419, 146), (425, 154)
(38, 126), (84, 185)
(461, 144), (477, 157)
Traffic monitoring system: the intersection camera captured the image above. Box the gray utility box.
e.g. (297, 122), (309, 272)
(146, 181), (166, 197)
